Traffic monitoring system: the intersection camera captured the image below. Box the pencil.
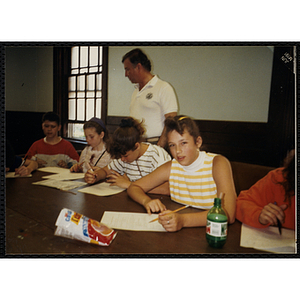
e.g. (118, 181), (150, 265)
(15, 155), (28, 176)
(274, 202), (282, 235)
(87, 162), (97, 179)
(19, 155), (28, 168)
(149, 205), (189, 223)
(277, 218), (282, 235)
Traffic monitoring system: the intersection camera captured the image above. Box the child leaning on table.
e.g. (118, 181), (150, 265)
(15, 112), (79, 176)
(236, 150), (295, 230)
(84, 117), (171, 191)
(127, 115), (237, 232)
(6, 139), (38, 175)
(70, 117), (111, 173)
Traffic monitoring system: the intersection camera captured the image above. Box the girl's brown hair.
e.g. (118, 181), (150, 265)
(276, 150), (295, 205)
(84, 118), (109, 143)
(108, 117), (145, 159)
(164, 115), (201, 144)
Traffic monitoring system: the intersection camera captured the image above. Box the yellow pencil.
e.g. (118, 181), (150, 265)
(149, 205), (189, 223)
(87, 162), (97, 179)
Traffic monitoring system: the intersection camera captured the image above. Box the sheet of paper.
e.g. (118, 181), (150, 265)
(42, 172), (84, 180)
(101, 211), (167, 232)
(37, 167), (85, 180)
(37, 167), (67, 173)
(240, 223), (296, 253)
(78, 181), (125, 196)
(6, 172), (32, 178)
(32, 179), (87, 191)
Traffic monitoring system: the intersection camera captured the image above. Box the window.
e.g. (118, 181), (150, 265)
(66, 46), (107, 140)
(53, 45), (108, 142)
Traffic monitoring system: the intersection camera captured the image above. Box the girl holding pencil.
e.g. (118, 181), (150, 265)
(84, 117), (171, 191)
(127, 115), (237, 232)
(70, 117), (111, 173)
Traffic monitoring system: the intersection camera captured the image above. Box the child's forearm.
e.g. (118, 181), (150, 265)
(180, 211), (209, 228)
(26, 160), (38, 174)
(148, 182), (170, 195)
(127, 184), (152, 207)
(94, 168), (108, 182)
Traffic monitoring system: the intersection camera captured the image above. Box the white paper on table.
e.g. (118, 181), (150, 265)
(6, 172), (32, 178)
(101, 211), (167, 232)
(42, 172), (84, 180)
(78, 181), (125, 196)
(37, 167), (85, 180)
(32, 179), (87, 191)
(37, 167), (66, 173)
(240, 223), (296, 253)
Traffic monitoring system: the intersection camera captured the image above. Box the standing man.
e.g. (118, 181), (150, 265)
(122, 48), (178, 148)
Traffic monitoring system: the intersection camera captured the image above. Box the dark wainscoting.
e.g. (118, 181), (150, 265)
(6, 111), (45, 156)
(5, 111), (292, 168)
(107, 116), (272, 166)
(195, 120), (269, 166)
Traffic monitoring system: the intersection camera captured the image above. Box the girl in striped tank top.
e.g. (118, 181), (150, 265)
(127, 115), (237, 232)
(85, 117), (171, 191)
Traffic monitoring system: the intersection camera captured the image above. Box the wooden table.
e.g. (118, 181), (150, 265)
(5, 170), (270, 257)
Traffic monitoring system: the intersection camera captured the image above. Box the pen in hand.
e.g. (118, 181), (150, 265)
(274, 202), (282, 235)
(19, 155), (28, 168)
(15, 155), (28, 175)
(87, 162), (97, 180)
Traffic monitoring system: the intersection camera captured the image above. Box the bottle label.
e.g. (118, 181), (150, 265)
(206, 220), (227, 237)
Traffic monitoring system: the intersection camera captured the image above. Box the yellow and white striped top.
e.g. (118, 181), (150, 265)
(169, 151), (218, 209)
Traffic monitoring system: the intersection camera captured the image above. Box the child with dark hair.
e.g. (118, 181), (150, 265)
(236, 150), (295, 230)
(70, 117), (111, 173)
(127, 115), (237, 232)
(85, 117), (171, 190)
(15, 112), (79, 176)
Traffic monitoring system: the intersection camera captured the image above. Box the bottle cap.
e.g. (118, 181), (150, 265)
(214, 197), (221, 206)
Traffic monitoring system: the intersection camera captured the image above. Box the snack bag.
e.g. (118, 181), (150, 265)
(55, 208), (117, 246)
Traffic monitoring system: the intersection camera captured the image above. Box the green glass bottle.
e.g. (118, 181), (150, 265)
(206, 197), (228, 248)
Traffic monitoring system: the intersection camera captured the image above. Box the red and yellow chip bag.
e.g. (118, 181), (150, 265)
(55, 208), (117, 246)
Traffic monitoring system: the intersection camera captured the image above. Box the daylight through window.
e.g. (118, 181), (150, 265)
(67, 46), (104, 139)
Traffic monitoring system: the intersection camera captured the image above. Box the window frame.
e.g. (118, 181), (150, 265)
(53, 45), (108, 143)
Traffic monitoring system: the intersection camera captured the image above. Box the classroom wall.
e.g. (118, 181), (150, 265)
(5, 46), (53, 112)
(5, 45), (273, 121)
(5, 46), (53, 154)
(6, 45), (290, 166)
(107, 46), (274, 122)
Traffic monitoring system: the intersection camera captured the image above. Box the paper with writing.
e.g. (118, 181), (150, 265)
(32, 179), (87, 191)
(6, 172), (32, 178)
(37, 166), (68, 173)
(38, 167), (85, 180)
(101, 211), (167, 232)
(240, 223), (296, 253)
(78, 181), (125, 196)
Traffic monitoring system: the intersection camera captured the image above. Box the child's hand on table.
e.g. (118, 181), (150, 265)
(144, 198), (166, 215)
(106, 171), (131, 189)
(15, 166), (31, 177)
(85, 167), (99, 184)
(57, 160), (69, 168)
(70, 162), (84, 173)
(158, 210), (184, 232)
(259, 202), (288, 226)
